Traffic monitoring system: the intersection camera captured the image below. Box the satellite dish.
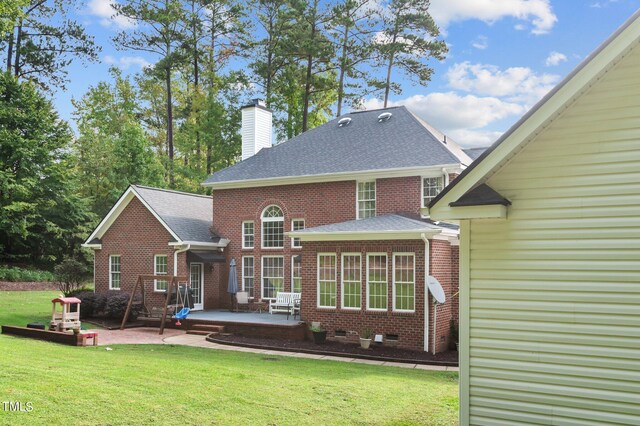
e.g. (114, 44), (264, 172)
(427, 276), (446, 304)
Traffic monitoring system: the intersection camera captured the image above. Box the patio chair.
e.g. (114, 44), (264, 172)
(236, 291), (250, 311)
(288, 297), (301, 321)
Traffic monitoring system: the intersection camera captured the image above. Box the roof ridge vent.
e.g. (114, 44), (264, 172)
(377, 112), (392, 122)
(338, 117), (352, 127)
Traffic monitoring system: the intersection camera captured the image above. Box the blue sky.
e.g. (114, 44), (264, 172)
(58, 0), (640, 148)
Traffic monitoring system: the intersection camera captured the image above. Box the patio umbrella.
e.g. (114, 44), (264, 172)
(227, 258), (238, 312)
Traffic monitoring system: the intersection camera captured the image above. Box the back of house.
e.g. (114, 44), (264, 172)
(85, 100), (474, 353)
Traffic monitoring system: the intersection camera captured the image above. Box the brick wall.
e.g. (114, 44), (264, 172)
(298, 238), (457, 352)
(211, 177), (430, 302)
(94, 197), (214, 309)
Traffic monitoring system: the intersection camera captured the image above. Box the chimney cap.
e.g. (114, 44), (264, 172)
(241, 98), (273, 112)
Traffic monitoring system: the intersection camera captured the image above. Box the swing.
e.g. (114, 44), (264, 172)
(173, 284), (191, 327)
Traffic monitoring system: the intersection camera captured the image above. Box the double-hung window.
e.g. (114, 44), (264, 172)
(422, 176), (444, 207)
(393, 253), (415, 312)
(292, 255), (302, 293)
(154, 254), (168, 291)
(262, 256), (284, 299)
(367, 254), (387, 310)
(242, 256), (254, 298)
(109, 255), (121, 290)
(317, 254), (337, 308)
(242, 221), (254, 249)
(341, 253), (361, 309)
(262, 205), (284, 248)
(291, 219), (305, 248)
(357, 181), (376, 219)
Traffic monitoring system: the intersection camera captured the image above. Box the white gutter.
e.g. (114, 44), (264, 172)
(174, 244), (191, 276)
(289, 229), (441, 242)
(421, 233), (430, 353)
(168, 239), (229, 249)
(203, 164), (463, 189)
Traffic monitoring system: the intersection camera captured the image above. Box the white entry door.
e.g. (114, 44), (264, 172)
(190, 263), (204, 310)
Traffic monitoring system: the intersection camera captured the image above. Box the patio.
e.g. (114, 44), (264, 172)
(187, 309), (302, 327)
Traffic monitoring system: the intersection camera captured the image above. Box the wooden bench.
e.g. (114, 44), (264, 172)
(269, 292), (301, 314)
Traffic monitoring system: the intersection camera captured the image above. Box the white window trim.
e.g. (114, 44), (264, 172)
(261, 205), (284, 250)
(154, 254), (169, 292)
(341, 253), (361, 310)
(242, 256), (254, 298)
(291, 255), (302, 293)
(291, 219), (305, 249)
(356, 180), (376, 220)
(109, 255), (121, 290)
(261, 255), (285, 300)
(242, 221), (254, 249)
(421, 173), (448, 209)
(317, 253), (337, 308)
(392, 252), (416, 313)
(366, 252), (388, 312)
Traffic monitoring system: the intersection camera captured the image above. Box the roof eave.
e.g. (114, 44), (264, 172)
(288, 229), (442, 242)
(203, 164), (463, 190)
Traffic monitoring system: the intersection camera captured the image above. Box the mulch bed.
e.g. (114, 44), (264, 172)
(0, 281), (58, 291)
(210, 334), (458, 366)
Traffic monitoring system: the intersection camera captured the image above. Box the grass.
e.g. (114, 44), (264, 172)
(0, 291), (459, 425)
(0, 266), (54, 282)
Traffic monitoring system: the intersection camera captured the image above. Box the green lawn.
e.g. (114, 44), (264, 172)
(0, 291), (459, 425)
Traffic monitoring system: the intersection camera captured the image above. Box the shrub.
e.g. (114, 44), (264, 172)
(105, 292), (140, 321)
(75, 291), (97, 318)
(67, 286), (95, 298)
(54, 257), (91, 295)
(0, 266), (55, 282)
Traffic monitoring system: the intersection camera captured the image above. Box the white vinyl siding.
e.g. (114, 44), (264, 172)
(341, 253), (361, 309)
(464, 47), (640, 425)
(109, 255), (121, 290)
(242, 221), (254, 248)
(317, 254), (337, 308)
(366, 254), (387, 311)
(154, 254), (168, 292)
(357, 181), (376, 219)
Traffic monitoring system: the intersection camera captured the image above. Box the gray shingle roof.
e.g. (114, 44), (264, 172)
(449, 184), (511, 207)
(132, 185), (218, 243)
(204, 106), (467, 185)
(463, 147), (488, 160)
(294, 214), (448, 235)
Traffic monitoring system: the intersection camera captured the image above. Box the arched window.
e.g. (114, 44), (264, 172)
(261, 205), (284, 248)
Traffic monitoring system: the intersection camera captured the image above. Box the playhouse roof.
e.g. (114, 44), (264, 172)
(52, 297), (81, 305)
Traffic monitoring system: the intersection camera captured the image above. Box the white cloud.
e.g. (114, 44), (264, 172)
(545, 51), (568, 66)
(87, 0), (135, 30)
(430, 0), (557, 35)
(103, 55), (150, 70)
(361, 92), (525, 147)
(446, 61), (560, 106)
(471, 35), (488, 50)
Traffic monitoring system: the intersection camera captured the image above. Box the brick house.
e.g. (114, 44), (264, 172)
(84, 102), (474, 352)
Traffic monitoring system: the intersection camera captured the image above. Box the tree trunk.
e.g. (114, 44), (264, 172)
(6, 28), (14, 73)
(336, 23), (350, 117)
(13, 19), (23, 78)
(302, 53), (312, 132)
(265, 17), (274, 106)
(165, 66), (174, 188)
(383, 34), (398, 108)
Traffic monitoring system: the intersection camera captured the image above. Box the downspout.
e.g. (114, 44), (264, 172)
(421, 233), (430, 352)
(174, 243), (191, 276)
